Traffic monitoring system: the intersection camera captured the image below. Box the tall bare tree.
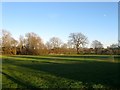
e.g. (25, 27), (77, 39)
(68, 33), (88, 54)
(2, 30), (18, 55)
(25, 32), (45, 55)
(2, 30), (12, 48)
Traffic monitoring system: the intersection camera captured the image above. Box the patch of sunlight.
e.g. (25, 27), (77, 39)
(92, 84), (105, 88)
(2, 56), (37, 61)
(2, 55), (120, 63)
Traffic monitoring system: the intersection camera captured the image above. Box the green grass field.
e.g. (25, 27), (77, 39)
(1, 55), (120, 89)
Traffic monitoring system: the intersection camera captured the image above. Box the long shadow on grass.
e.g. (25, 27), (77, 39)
(53, 55), (112, 59)
(9, 55), (116, 63)
(10, 55), (111, 59)
(2, 71), (38, 88)
(6, 57), (120, 88)
(52, 55), (120, 62)
(10, 55), (67, 61)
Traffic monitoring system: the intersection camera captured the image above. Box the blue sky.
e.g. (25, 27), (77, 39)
(2, 2), (118, 47)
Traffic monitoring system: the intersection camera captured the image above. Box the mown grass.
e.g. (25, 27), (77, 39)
(1, 55), (120, 89)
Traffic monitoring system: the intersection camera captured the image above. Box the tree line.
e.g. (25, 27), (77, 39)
(0, 30), (120, 55)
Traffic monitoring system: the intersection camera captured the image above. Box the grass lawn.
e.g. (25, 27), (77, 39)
(1, 55), (120, 89)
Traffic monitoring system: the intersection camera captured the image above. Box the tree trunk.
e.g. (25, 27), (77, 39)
(77, 47), (79, 54)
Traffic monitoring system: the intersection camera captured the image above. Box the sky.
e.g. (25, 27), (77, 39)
(2, 2), (118, 48)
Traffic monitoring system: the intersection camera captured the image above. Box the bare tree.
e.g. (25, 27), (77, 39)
(91, 40), (103, 49)
(109, 43), (119, 55)
(46, 37), (62, 54)
(60, 43), (68, 54)
(2, 29), (18, 55)
(109, 44), (118, 49)
(91, 40), (103, 54)
(11, 37), (18, 55)
(68, 33), (88, 54)
(46, 41), (52, 50)
(49, 37), (62, 49)
(2, 30), (12, 48)
(17, 35), (26, 54)
(25, 32), (45, 55)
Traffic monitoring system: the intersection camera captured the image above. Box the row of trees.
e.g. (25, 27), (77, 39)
(0, 30), (120, 55)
